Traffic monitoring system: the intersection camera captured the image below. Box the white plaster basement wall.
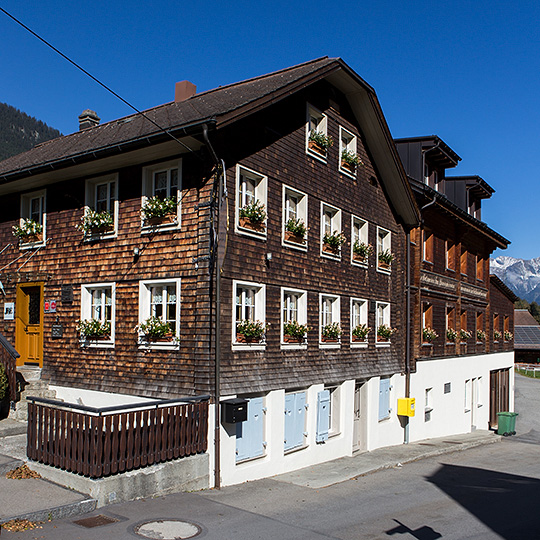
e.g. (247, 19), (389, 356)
(50, 385), (159, 407)
(408, 351), (515, 442)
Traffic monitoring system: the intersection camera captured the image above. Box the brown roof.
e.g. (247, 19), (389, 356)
(0, 57), (338, 180)
(515, 309), (539, 327)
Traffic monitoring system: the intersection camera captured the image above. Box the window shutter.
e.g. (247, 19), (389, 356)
(316, 390), (330, 443)
(236, 397), (264, 462)
(294, 392), (306, 449)
(284, 393), (295, 451)
(379, 378), (391, 421)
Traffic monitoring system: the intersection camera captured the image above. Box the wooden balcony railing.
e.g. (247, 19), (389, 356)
(26, 395), (209, 478)
(0, 332), (19, 402)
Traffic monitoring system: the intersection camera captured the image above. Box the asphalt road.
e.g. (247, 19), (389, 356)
(7, 373), (539, 540)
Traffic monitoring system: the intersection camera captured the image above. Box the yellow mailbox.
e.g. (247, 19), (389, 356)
(397, 397), (415, 417)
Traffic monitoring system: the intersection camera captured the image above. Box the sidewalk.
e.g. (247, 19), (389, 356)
(0, 416), (501, 525)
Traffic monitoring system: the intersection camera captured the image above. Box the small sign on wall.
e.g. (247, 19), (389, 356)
(3, 302), (14, 320)
(44, 300), (57, 313)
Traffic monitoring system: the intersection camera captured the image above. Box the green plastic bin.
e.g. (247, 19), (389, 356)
(497, 412), (518, 436)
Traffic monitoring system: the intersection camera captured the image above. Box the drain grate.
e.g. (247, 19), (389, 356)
(73, 515), (120, 528)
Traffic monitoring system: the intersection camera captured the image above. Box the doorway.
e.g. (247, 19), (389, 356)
(353, 382), (367, 452)
(489, 368), (510, 429)
(15, 283), (44, 367)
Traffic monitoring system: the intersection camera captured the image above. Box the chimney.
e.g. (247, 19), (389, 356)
(175, 81), (196, 102)
(78, 109), (100, 130)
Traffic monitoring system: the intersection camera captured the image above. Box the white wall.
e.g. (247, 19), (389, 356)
(50, 385), (160, 407)
(216, 380), (357, 487)
(408, 352), (514, 441)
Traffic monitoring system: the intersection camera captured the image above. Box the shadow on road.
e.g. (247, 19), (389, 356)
(386, 519), (442, 539)
(427, 463), (540, 539)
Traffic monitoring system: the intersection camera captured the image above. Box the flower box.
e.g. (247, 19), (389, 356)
(308, 140), (326, 156)
(239, 217), (265, 233)
(321, 336), (339, 343)
(352, 252), (367, 263)
(236, 333), (262, 344)
(341, 160), (356, 174)
(322, 243), (340, 255)
(351, 336), (368, 343)
(20, 233), (43, 243)
(147, 332), (174, 342)
(284, 230), (306, 244)
(377, 336), (390, 343)
(145, 213), (177, 227)
(378, 260), (391, 270)
(283, 334), (303, 344)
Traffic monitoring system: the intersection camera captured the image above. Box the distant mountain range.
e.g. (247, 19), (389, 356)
(0, 102), (61, 161)
(490, 256), (540, 303)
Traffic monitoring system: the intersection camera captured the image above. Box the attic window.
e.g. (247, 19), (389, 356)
(306, 104), (330, 161)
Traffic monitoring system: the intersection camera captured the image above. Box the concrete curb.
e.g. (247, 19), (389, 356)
(0, 457), (24, 476)
(1, 497), (97, 525)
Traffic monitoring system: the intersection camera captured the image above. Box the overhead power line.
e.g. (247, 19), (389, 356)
(0, 6), (199, 157)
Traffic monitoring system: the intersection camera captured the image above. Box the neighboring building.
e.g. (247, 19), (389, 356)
(395, 136), (515, 436)
(514, 308), (540, 364)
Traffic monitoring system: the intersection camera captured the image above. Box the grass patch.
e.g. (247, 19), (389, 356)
(516, 367), (540, 379)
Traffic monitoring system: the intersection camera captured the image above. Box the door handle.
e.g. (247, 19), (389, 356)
(25, 326), (28, 332)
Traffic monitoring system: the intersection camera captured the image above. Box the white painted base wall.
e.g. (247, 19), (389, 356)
(49, 385), (159, 408)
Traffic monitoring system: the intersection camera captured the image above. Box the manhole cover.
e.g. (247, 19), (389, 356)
(134, 520), (201, 539)
(74, 515), (119, 528)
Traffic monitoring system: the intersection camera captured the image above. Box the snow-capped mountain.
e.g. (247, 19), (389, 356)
(490, 256), (540, 303)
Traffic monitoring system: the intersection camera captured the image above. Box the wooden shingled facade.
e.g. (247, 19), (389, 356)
(0, 59), (417, 402)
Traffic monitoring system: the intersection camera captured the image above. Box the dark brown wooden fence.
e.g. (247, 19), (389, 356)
(0, 332), (19, 402)
(26, 395), (209, 478)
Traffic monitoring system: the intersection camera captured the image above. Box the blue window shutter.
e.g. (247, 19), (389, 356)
(249, 397), (264, 458)
(379, 378), (390, 421)
(284, 393), (295, 451)
(316, 390), (330, 443)
(236, 397), (264, 462)
(294, 392), (306, 449)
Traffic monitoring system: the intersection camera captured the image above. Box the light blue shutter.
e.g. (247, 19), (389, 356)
(294, 392), (306, 449)
(236, 397), (264, 461)
(284, 393), (295, 451)
(316, 390), (330, 443)
(378, 378), (390, 421)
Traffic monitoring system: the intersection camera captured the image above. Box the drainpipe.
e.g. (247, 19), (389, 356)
(404, 229), (411, 444)
(202, 124), (224, 490)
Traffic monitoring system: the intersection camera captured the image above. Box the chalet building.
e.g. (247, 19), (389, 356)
(395, 136), (515, 438)
(0, 60), (514, 489)
(514, 307), (540, 364)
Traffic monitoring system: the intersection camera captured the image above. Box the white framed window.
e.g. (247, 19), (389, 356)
(235, 165), (267, 238)
(339, 127), (358, 177)
(316, 386), (341, 442)
(141, 159), (181, 231)
(378, 377), (391, 421)
(138, 278), (181, 349)
(350, 298), (369, 346)
(351, 215), (369, 266)
(80, 282), (116, 348)
(377, 226), (392, 273)
(376, 301), (391, 346)
(321, 202), (342, 259)
(306, 103), (329, 161)
(327, 385), (341, 436)
(319, 293), (340, 347)
(281, 287), (308, 348)
(83, 174), (118, 238)
(18, 190), (46, 248)
(282, 185), (308, 250)
(233, 280), (266, 349)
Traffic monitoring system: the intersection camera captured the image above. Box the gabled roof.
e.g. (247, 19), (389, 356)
(446, 175), (494, 200)
(515, 309), (539, 327)
(394, 135), (461, 169)
(0, 57), (420, 228)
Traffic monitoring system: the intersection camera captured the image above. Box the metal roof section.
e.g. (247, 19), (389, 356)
(394, 135), (461, 169)
(446, 175), (494, 200)
(515, 326), (540, 349)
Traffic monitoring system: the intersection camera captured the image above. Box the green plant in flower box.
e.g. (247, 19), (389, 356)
(494, 330), (502, 341)
(446, 328), (458, 342)
(12, 219), (43, 240)
(353, 241), (373, 259)
(423, 327), (439, 343)
(141, 196), (178, 221)
(283, 320), (310, 341)
(239, 200), (266, 224)
(77, 209), (114, 234)
(378, 249), (394, 266)
(341, 149), (363, 168)
(460, 329), (472, 341)
(236, 319), (267, 342)
(308, 130), (333, 151)
(352, 323), (371, 341)
(138, 316), (174, 341)
(321, 322), (342, 340)
(77, 319), (111, 339)
(377, 324), (396, 341)
(285, 218), (307, 239)
(504, 331), (513, 341)
(476, 329), (486, 342)
(323, 231), (346, 251)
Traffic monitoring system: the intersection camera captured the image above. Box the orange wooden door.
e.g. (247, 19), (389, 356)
(15, 283), (44, 367)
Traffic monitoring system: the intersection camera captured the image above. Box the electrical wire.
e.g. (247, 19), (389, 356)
(0, 6), (201, 159)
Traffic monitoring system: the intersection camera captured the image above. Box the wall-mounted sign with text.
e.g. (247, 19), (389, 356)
(44, 300), (57, 313)
(3, 302), (14, 320)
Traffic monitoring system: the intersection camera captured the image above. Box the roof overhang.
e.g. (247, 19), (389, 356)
(394, 135), (461, 170)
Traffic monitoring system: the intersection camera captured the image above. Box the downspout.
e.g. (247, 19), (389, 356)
(202, 124), (223, 490)
(404, 229), (411, 444)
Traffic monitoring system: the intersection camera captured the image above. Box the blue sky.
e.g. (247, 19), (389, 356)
(0, 1), (537, 259)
